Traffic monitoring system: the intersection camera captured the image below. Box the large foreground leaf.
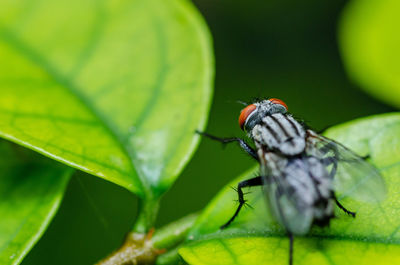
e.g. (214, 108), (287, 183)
(0, 0), (213, 198)
(339, 0), (400, 107)
(180, 113), (400, 265)
(0, 141), (72, 265)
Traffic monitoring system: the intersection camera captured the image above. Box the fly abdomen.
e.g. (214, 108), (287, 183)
(252, 113), (306, 156)
(262, 155), (335, 235)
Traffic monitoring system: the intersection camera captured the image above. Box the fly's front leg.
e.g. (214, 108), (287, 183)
(220, 176), (263, 229)
(196, 130), (258, 161)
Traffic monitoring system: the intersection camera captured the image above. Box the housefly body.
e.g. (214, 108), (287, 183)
(198, 98), (385, 265)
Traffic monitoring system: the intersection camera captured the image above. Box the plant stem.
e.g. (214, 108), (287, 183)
(97, 212), (198, 265)
(133, 197), (160, 233)
(155, 247), (182, 265)
(152, 213), (198, 249)
(153, 213), (198, 265)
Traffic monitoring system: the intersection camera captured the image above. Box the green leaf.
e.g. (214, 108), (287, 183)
(0, 0), (213, 198)
(179, 113), (400, 265)
(339, 0), (400, 107)
(0, 141), (72, 265)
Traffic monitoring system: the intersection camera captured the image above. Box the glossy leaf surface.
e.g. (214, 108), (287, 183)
(180, 113), (400, 265)
(339, 0), (400, 107)
(0, 142), (72, 265)
(0, 0), (213, 197)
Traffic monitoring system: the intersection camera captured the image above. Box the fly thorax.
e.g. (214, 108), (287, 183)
(251, 113), (306, 156)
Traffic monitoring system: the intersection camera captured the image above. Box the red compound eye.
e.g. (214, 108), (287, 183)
(269, 98), (288, 110)
(239, 104), (257, 130)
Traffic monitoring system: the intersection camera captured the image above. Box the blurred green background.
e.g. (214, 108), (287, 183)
(22, 0), (394, 264)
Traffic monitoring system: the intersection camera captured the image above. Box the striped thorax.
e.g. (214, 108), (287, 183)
(252, 113), (306, 156)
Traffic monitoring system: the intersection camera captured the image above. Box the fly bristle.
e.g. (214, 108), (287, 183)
(230, 186), (238, 192)
(243, 201), (254, 210)
(290, 114), (309, 129)
(251, 96), (263, 103)
(236, 100), (249, 106)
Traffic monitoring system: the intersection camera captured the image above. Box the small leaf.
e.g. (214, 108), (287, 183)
(339, 0), (400, 107)
(0, 141), (72, 265)
(180, 113), (400, 265)
(0, 0), (213, 198)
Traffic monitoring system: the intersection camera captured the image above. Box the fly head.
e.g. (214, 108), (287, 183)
(239, 98), (288, 133)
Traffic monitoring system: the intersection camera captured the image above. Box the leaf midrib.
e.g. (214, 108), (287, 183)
(188, 231), (400, 246)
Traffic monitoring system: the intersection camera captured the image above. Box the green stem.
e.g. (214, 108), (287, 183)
(133, 198), (160, 233)
(153, 213), (198, 265)
(155, 247), (182, 265)
(100, 211), (198, 265)
(153, 213), (198, 249)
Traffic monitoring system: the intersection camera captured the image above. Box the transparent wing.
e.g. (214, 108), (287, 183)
(306, 130), (386, 203)
(261, 158), (314, 235)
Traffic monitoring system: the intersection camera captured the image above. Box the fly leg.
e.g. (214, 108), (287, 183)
(288, 233), (294, 265)
(334, 197), (356, 217)
(220, 176), (263, 229)
(196, 130), (258, 161)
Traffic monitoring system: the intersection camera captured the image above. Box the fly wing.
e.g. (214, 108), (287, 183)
(260, 154), (314, 235)
(306, 130), (386, 202)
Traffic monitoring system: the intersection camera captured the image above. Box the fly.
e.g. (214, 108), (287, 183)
(197, 98), (386, 265)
